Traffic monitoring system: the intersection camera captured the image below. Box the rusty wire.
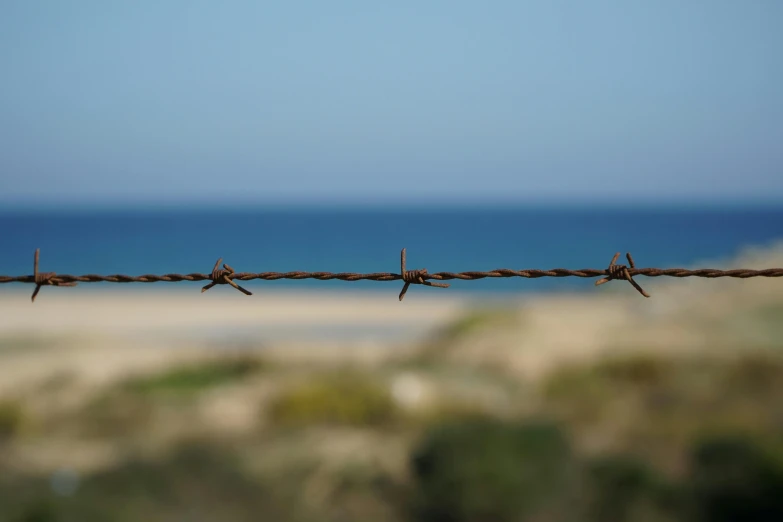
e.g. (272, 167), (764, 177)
(2, 248), (782, 303)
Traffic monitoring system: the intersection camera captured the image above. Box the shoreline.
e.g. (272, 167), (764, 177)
(0, 289), (506, 343)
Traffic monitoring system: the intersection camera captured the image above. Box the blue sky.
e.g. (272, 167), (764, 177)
(1, 1), (781, 207)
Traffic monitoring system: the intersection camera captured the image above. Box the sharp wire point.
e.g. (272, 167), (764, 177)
(201, 258), (252, 295)
(3, 248), (780, 301)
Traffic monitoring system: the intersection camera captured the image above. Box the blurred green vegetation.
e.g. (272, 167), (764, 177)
(4, 421), (783, 522)
(2, 336), (783, 521)
(410, 419), (577, 522)
(1, 442), (306, 522)
(78, 390), (156, 439)
(410, 419), (783, 522)
(409, 308), (522, 368)
(407, 398), (495, 427)
(122, 356), (264, 395)
(687, 435), (783, 522)
(432, 308), (519, 342)
(68, 357), (266, 438)
(740, 303), (783, 340)
(0, 336), (58, 355)
(582, 454), (678, 522)
(0, 400), (25, 443)
(541, 351), (783, 467)
(268, 372), (398, 427)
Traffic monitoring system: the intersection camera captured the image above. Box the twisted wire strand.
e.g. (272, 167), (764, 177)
(1, 248), (782, 302)
(3, 268), (783, 285)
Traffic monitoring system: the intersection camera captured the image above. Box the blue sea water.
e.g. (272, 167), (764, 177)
(1, 205), (781, 295)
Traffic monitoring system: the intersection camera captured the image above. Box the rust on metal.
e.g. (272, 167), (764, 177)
(1, 247), (782, 303)
(594, 252), (650, 298)
(30, 249), (78, 303)
(398, 248), (450, 301)
(201, 258), (252, 296)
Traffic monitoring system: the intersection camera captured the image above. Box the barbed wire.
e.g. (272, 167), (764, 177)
(1, 249), (782, 303)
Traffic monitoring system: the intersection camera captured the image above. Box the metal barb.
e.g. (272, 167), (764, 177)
(31, 249), (77, 303)
(201, 258), (252, 296)
(2, 249), (782, 299)
(594, 252), (650, 298)
(398, 248), (449, 301)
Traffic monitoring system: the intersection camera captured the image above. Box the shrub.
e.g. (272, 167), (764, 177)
(80, 391), (155, 438)
(268, 373), (397, 427)
(410, 418), (577, 522)
(687, 435), (783, 522)
(593, 354), (672, 386)
(584, 454), (676, 522)
(15, 500), (58, 522)
(0, 401), (25, 442)
(123, 357), (263, 395)
(543, 353), (674, 402)
(2, 442), (297, 522)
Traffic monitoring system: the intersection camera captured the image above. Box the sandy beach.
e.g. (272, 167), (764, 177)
(0, 289), (479, 342)
(0, 289), (491, 393)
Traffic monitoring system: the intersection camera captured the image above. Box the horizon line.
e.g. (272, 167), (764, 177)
(2, 192), (783, 210)
(2, 196), (783, 212)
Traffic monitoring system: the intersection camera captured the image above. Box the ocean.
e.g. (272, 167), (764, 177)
(1, 205), (782, 295)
